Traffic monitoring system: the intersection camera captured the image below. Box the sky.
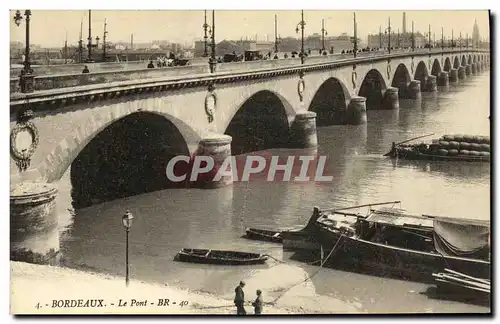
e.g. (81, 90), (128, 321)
(9, 10), (490, 48)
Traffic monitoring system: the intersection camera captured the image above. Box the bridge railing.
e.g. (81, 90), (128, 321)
(10, 48), (488, 95)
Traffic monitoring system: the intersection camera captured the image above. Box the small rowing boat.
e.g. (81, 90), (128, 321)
(245, 228), (283, 243)
(174, 248), (268, 265)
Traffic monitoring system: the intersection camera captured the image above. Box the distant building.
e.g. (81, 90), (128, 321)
(367, 31), (426, 49)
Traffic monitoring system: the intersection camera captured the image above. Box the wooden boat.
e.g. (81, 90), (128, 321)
(307, 202), (490, 282)
(174, 248), (268, 265)
(245, 228), (283, 243)
(281, 208), (324, 251)
(385, 133), (491, 163)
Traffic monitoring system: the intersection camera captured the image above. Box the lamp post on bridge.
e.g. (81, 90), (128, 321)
(274, 14), (282, 53)
(202, 10), (209, 57)
(379, 25), (382, 49)
(352, 12), (358, 58)
(321, 18), (328, 52)
(102, 19), (108, 62)
(428, 24), (431, 52)
(411, 21), (415, 52)
(13, 9), (34, 93)
(441, 27), (444, 50)
(397, 28), (400, 49)
(459, 31), (462, 53)
(208, 10), (216, 73)
(121, 210), (134, 287)
(451, 29), (454, 50)
(295, 10), (306, 64)
(383, 17), (392, 54)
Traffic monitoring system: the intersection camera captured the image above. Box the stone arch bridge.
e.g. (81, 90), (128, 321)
(9, 49), (489, 263)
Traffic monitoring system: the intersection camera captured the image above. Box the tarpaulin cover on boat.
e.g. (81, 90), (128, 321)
(433, 219), (490, 260)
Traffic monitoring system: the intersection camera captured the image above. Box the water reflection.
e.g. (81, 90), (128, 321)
(390, 158), (491, 181)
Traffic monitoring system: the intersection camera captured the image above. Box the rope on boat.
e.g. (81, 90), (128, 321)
(262, 254), (286, 264)
(267, 234), (345, 305)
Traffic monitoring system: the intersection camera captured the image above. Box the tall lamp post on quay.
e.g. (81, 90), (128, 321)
(13, 10), (34, 93)
(321, 18), (328, 53)
(295, 10), (306, 64)
(122, 210), (134, 287)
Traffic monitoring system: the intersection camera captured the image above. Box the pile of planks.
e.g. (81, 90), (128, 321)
(432, 268), (490, 294)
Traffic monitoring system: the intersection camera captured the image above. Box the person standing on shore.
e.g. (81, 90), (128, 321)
(252, 289), (263, 315)
(234, 281), (246, 315)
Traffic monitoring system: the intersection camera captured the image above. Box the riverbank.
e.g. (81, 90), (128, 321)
(10, 261), (361, 315)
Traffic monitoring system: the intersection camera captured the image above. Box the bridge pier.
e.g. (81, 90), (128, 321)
(465, 64), (472, 76)
(425, 75), (437, 92)
(471, 63), (477, 74)
(407, 80), (422, 99)
(290, 111), (318, 148)
(437, 72), (449, 86)
(382, 87), (399, 110)
(345, 96), (367, 125)
(458, 66), (466, 80)
(189, 135), (233, 189)
(449, 68), (458, 82)
(10, 182), (59, 265)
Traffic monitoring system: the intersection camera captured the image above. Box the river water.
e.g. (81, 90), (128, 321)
(55, 72), (490, 313)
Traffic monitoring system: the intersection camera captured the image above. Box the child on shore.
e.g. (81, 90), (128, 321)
(252, 289), (263, 315)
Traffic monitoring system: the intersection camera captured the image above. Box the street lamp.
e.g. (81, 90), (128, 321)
(87, 9), (93, 62)
(208, 10), (216, 72)
(274, 14), (282, 53)
(459, 31), (462, 52)
(383, 17), (392, 54)
(427, 24), (431, 51)
(411, 21), (415, 52)
(13, 10), (34, 93)
(441, 27), (444, 50)
(295, 10), (306, 64)
(321, 18), (328, 52)
(451, 29), (454, 50)
(352, 12), (358, 58)
(397, 28), (400, 48)
(203, 10), (209, 57)
(122, 210), (134, 287)
(102, 19), (108, 62)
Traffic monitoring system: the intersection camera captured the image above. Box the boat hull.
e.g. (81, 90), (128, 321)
(174, 249), (268, 265)
(245, 228), (283, 243)
(282, 230), (321, 251)
(316, 226), (490, 282)
(387, 148), (490, 163)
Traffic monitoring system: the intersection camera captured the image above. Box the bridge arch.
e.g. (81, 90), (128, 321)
(431, 59), (442, 76)
(358, 69), (387, 110)
(444, 57), (452, 72)
(391, 63), (411, 98)
(414, 61), (429, 88)
(461, 55), (467, 66)
(467, 55), (472, 65)
(453, 56), (460, 69)
(473, 55), (477, 63)
(42, 110), (199, 208)
(308, 77), (351, 125)
(224, 90), (292, 155)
